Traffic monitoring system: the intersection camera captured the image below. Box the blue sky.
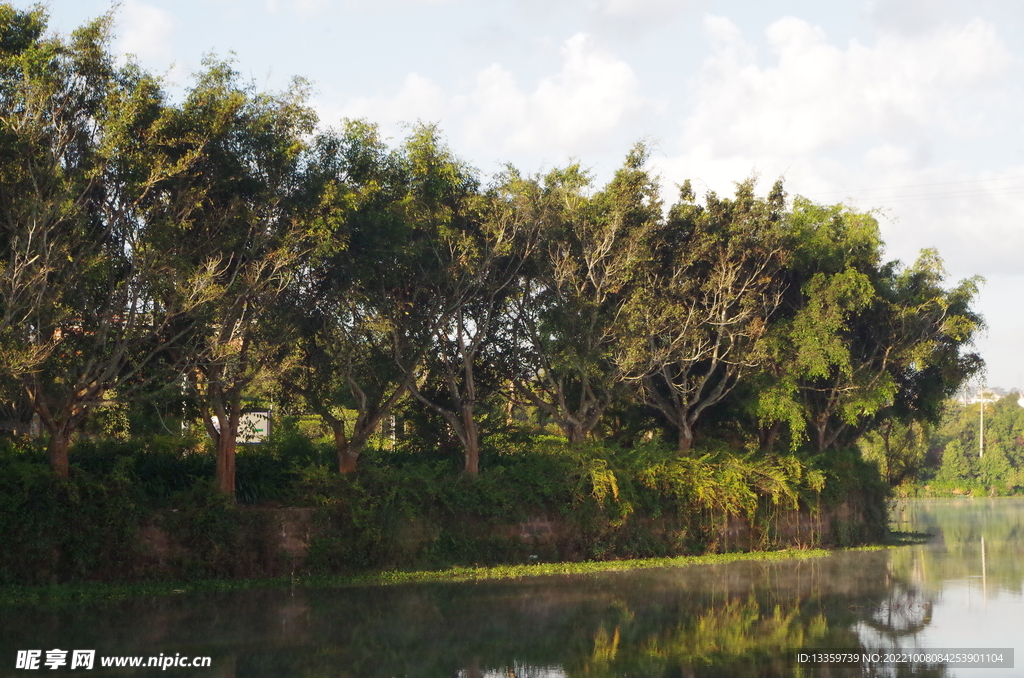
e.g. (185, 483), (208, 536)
(20, 0), (1024, 389)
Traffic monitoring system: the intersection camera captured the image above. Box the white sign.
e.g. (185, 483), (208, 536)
(238, 411), (271, 444)
(208, 411), (272, 443)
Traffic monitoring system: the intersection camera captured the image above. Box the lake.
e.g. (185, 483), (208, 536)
(2, 498), (1022, 677)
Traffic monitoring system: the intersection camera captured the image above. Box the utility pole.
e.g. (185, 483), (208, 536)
(980, 396), (984, 459)
(978, 389), (998, 459)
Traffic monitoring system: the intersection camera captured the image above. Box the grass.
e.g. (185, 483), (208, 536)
(345, 549), (832, 586)
(0, 548), (831, 607)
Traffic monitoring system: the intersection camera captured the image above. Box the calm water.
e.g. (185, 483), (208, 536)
(2, 499), (1022, 677)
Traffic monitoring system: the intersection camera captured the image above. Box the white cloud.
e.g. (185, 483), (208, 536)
(115, 1), (175, 63)
(678, 15), (1012, 162)
(263, 0), (330, 14)
(599, 0), (684, 17)
(862, 143), (917, 169)
(462, 33), (646, 154)
(336, 72), (448, 129)
(288, 0), (330, 14)
(866, 0), (1024, 36)
(593, 0), (695, 36)
(327, 33), (649, 162)
(277, 0), (456, 9)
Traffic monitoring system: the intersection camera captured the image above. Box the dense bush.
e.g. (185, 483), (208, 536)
(287, 436), (864, 572)
(0, 441), (140, 584)
(814, 447), (891, 546)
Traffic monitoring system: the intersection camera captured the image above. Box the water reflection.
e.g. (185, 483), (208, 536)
(873, 499), (1024, 678)
(891, 499), (1024, 595)
(3, 499), (1022, 677)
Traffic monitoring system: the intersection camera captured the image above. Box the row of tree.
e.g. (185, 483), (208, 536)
(0, 6), (984, 495)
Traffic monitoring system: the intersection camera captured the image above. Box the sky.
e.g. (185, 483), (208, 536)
(16, 0), (1024, 389)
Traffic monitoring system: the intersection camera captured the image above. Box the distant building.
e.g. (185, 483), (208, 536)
(962, 386), (1023, 407)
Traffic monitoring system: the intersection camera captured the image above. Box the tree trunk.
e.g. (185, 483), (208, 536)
(216, 433), (236, 497)
(48, 429), (71, 478)
(760, 421), (781, 454)
(677, 423), (693, 452)
(320, 413), (359, 474)
(563, 419), (587, 444)
(464, 435), (480, 477)
(215, 411), (239, 498)
(880, 422), (893, 484)
(338, 447), (359, 474)
(814, 420), (829, 453)
(461, 402), (480, 477)
(334, 424), (361, 474)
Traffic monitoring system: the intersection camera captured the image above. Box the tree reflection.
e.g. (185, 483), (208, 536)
(890, 499), (1024, 593)
(858, 580), (934, 637)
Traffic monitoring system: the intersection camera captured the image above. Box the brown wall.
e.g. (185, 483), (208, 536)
(135, 502), (868, 580)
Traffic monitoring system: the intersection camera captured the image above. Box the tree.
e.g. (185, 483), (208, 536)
(282, 120), (441, 473)
(0, 7), (201, 475)
(145, 59), (316, 496)
(404, 126), (537, 476)
(749, 199), (884, 453)
(935, 438), (975, 483)
(753, 200), (983, 454)
(859, 419), (930, 486)
(618, 179), (786, 452)
(882, 251), (984, 431)
(507, 146), (659, 443)
(928, 397), (1024, 489)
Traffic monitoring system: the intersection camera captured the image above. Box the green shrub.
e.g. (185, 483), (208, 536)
(812, 447), (891, 545)
(0, 444), (140, 584)
(71, 436), (211, 506)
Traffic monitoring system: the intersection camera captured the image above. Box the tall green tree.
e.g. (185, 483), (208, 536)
(403, 126), (538, 476)
(935, 438), (976, 483)
(619, 179), (787, 451)
(754, 199), (983, 453)
(0, 6), (201, 475)
(282, 120), (444, 473)
(507, 147), (659, 443)
(144, 59), (316, 496)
